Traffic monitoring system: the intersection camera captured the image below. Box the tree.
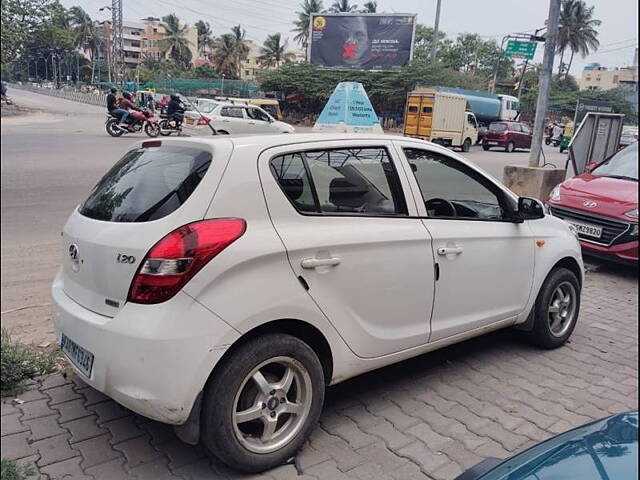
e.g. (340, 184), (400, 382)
(258, 33), (289, 68)
(195, 20), (214, 58)
(293, 0), (324, 57)
(361, 1), (377, 13)
(212, 33), (238, 77)
(412, 24), (447, 61)
(330, 0), (357, 13)
(68, 6), (99, 83)
(231, 25), (250, 78)
(557, 0), (601, 77)
(159, 14), (193, 69)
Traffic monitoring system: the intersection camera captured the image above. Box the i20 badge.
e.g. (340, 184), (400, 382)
(69, 244), (80, 272)
(583, 200), (598, 208)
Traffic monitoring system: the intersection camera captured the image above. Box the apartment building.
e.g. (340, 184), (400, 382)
(238, 41), (304, 82)
(579, 50), (639, 92)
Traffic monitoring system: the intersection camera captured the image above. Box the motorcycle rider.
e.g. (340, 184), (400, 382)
(166, 94), (185, 129)
(106, 88), (130, 127)
(118, 91), (143, 129)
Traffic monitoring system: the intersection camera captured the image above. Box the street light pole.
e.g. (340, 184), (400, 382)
(528, 0), (561, 167)
(430, 0), (442, 62)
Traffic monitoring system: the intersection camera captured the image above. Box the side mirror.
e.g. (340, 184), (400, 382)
(515, 197), (545, 222)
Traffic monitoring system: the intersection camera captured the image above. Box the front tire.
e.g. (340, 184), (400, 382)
(528, 267), (580, 349)
(461, 138), (472, 152)
(482, 145), (490, 151)
(505, 141), (515, 153)
(159, 119), (172, 136)
(201, 334), (325, 473)
(145, 122), (160, 137)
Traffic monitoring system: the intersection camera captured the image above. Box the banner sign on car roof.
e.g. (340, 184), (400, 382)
(313, 82), (383, 133)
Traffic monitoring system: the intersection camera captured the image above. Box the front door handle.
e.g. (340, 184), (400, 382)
(301, 257), (341, 269)
(437, 246), (463, 256)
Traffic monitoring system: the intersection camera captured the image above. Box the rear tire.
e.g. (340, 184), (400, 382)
(105, 119), (124, 137)
(201, 334), (325, 473)
(505, 141), (515, 153)
(527, 267), (580, 349)
(159, 119), (172, 136)
(461, 138), (472, 152)
(482, 145), (490, 151)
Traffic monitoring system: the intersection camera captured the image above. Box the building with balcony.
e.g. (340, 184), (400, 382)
(579, 50), (639, 92)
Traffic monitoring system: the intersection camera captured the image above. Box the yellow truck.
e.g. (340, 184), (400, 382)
(404, 88), (479, 152)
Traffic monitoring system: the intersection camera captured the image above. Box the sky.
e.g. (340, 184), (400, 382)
(64, 0), (638, 75)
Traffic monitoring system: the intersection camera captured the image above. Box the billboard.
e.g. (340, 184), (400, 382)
(573, 98), (614, 125)
(309, 13), (416, 70)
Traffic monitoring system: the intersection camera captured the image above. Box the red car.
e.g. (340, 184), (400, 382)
(546, 142), (638, 263)
(482, 121), (533, 152)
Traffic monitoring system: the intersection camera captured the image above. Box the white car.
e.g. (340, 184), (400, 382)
(183, 101), (294, 135)
(53, 134), (583, 472)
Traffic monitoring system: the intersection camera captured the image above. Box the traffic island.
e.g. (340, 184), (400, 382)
(503, 165), (566, 200)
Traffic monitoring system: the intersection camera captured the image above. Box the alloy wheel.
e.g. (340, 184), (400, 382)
(548, 281), (577, 337)
(232, 356), (312, 454)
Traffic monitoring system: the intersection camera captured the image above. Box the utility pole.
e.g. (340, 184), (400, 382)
(528, 0), (561, 167)
(112, 0), (124, 87)
(430, 0), (442, 62)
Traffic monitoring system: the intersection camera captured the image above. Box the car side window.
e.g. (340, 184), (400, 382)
(271, 147), (407, 216)
(521, 124), (531, 134)
(512, 124), (522, 132)
(220, 107), (244, 118)
(248, 108), (271, 122)
(269, 154), (317, 212)
(403, 148), (507, 221)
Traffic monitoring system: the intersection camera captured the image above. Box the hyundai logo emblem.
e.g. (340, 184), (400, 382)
(69, 244), (80, 272)
(583, 201), (598, 208)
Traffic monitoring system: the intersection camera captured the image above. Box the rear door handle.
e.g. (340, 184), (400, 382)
(437, 246), (463, 256)
(301, 257), (341, 269)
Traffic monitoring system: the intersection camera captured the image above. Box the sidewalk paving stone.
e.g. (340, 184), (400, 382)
(40, 457), (91, 480)
(32, 433), (78, 467)
(1, 413), (30, 436)
(113, 435), (163, 469)
(2, 432), (37, 460)
(85, 458), (129, 480)
(24, 414), (66, 441)
(74, 434), (123, 469)
(65, 415), (108, 444)
(45, 384), (82, 406)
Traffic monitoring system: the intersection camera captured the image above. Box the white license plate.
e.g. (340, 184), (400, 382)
(568, 221), (602, 239)
(60, 333), (94, 377)
(487, 141), (498, 145)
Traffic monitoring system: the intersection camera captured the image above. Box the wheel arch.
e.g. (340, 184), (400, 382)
(213, 319), (334, 386)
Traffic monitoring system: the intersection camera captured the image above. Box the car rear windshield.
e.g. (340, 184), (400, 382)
(489, 123), (508, 131)
(79, 145), (212, 222)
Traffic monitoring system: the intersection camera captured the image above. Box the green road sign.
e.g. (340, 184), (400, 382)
(504, 40), (537, 60)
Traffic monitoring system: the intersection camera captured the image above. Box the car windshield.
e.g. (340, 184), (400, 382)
(592, 142), (638, 181)
(198, 101), (218, 114)
(489, 123), (507, 131)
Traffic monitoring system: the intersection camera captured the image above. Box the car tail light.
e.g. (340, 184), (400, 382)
(197, 116), (211, 126)
(128, 219), (246, 304)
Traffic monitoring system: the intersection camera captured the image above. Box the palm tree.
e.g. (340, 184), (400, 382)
(361, 1), (377, 12)
(231, 25), (250, 78)
(212, 33), (238, 77)
(330, 0), (358, 12)
(293, 0), (324, 59)
(258, 33), (288, 68)
(195, 20), (214, 58)
(159, 14), (193, 69)
(557, 0), (601, 77)
(68, 6), (98, 82)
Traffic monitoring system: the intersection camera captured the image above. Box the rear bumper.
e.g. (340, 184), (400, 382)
(51, 270), (240, 424)
(482, 138), (507, 147)
(580, 239), (639, 263)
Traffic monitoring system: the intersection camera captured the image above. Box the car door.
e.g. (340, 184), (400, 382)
(509, 123), (523, 147)
(218, 106), (247, 134)
(259, 140), (436, 358)
(245, 107), (274, 133)
(394, 141), (535, 342)
(520, 123), (533, 148)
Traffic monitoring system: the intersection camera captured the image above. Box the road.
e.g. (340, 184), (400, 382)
(1, 87), (637, 480)
(0, 87), (569, 345)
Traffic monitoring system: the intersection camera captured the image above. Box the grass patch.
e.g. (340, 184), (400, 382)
(1, 328), (58, 396)
(0, 459), (34, 480)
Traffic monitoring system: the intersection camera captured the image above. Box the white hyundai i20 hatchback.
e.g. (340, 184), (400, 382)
(53, 134), (583, 472)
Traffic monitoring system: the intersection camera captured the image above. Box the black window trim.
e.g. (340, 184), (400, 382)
(401, 147), (518, 223)
(269, 145), (411, 219)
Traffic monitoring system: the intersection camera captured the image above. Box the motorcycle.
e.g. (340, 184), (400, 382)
(105, 108), (160, 138)
(158, 114), (184, 136)
(544, 133), (562, 147)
